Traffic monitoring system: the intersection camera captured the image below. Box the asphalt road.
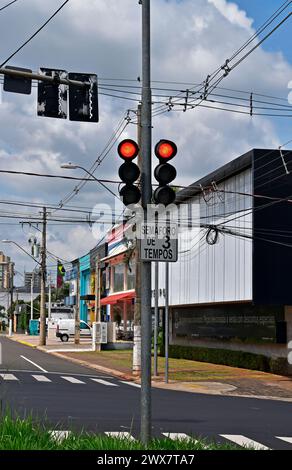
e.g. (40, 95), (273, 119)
(0, 336), (292, 450)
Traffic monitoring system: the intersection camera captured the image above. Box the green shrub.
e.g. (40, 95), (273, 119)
(166, 345), (271, 372)
(269, 357), (288, 375)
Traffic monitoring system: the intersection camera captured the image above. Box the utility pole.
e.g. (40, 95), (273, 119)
(95, 258), (101, 323)
(140, 0), (152, 444)
(39, 207), (47, 346)
(74, 265), (80, 345)
(133, 104), (142, 376)
(30, 272), (34, 320)
(48, 273), (52, 321)
(9, 263), (14, 336)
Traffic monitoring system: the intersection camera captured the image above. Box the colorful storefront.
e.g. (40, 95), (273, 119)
(79, 254), (91, 323)
(100, 224), (136, 337)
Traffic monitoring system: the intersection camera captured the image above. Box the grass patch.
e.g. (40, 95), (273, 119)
(69, 349), (267, 382)
(0, 414), (241, 451)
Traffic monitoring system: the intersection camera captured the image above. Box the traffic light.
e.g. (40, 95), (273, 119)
(153, 140), (177, 205)
(118, 139), (141, 206)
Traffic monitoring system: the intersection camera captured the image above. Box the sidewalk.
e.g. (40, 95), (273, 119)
(7, 333), (292, 401)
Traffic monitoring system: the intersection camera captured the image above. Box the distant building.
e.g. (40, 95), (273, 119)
(24, 271), (41, 293)
(0, 252), (13, 290)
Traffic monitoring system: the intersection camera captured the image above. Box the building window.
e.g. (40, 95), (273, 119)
(127, 260), (136, 290)
(113, 264), (124, 293)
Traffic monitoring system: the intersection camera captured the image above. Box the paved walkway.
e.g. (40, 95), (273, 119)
(6, 333), (292, 401)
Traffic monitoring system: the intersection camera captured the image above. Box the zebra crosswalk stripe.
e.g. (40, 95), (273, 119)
(162, 433), (191, 441)
(61, 376), (85, 384)
(32, 375), (52, 382)
(275, 436), (292, 444)
(105, 432), (135, 441)
(91, 379), (118, 387)
(49, 430), (71, 442)
(0, 373), (18, 381)
(120, 381), (141, 388)
(220, 434), (270, 450)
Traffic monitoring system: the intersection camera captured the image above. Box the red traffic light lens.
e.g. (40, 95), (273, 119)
(155, 140), (177, 161)
(118, 139), (139, 160)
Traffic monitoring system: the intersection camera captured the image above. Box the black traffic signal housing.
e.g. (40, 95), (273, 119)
(153, 140), (177, 205)
(118, 139), (141, 206)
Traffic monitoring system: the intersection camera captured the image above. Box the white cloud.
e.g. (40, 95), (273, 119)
(208, 0), (253, 30)
(0, 0), (291, 282)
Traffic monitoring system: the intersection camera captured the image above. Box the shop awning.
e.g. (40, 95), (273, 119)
(100, 290), (135, 306)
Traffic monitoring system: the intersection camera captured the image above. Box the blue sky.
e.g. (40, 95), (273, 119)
(234, 0), (292, 142)
(235, 0), (292, 60)
(0, 0), (292, 284)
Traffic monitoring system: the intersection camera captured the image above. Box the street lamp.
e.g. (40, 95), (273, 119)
(1, 240), (41, 265)
(2, 240), (41, 336)
(60, 163), (118, 199)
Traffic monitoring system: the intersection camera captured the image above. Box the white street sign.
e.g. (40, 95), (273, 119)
(139, 222), (178, 262)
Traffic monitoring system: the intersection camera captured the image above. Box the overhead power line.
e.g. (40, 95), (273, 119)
(0, 0), (70, 68)
(0, 0), (19, 13)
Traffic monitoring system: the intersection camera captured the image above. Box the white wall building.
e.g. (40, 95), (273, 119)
(152, 148), (292, 373)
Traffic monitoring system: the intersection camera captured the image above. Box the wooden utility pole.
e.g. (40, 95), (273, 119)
(95, 258), (101, 323)
(39, 207), (47, 346)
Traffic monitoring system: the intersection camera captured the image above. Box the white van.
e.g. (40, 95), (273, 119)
(56, 319), (92, 342)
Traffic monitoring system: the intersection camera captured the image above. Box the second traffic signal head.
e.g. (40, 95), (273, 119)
(118, 139), (141, 206)
(155, 139), (177, 162)
(153, 140), (177, 206)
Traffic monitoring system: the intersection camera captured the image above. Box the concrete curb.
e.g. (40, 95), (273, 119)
(6, 336), (292, 402)
(47, 351), (135, 382)
(7, 337), (37, 348)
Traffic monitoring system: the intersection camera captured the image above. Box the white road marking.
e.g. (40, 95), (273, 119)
(276, 436), (292, 444)
(91, 378), (118, 387)
(49, 430), (71, 442)
(0, 373), (18, 381)
(105, 432), (135, 441)
(120, 381), (141, 388)
(32, 375), (52, 383)
(220, 434), (270, 450)
(61, 376), (85, 384)
(20, 355), (48, 373)
(162, 432), (191, 441)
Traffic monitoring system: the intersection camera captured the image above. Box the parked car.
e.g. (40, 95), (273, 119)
(56, 319), (92, 342)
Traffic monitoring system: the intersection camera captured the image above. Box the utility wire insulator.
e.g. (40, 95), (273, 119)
(279, 146), (290, 175)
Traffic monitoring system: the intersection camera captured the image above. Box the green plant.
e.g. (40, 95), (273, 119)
(269, 357), (288, 375)
(166, 345), (271, 372)
(0, 413), (242, 451)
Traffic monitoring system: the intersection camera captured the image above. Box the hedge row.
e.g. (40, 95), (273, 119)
(165, 344), (289, 375)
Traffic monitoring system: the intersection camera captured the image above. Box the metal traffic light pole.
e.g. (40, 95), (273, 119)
(0, 67), (89, 88)
(140, 0), (152, 444)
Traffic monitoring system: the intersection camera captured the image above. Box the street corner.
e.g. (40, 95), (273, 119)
(152, 380), (238, 395)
